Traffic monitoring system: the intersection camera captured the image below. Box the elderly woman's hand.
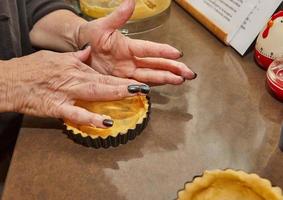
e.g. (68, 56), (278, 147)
(76, 0), (196, 85)
(0, 47), (148, 128)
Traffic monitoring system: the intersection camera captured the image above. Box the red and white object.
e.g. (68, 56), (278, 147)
(267, 62), (283, 101)
(255, 11), (283, 70)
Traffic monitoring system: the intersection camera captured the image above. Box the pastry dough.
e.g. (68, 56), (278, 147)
(178, 170), (283, 200)
(64, 96), (149, 139)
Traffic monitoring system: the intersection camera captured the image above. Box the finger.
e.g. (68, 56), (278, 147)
(79, 73), (141, 86)
(128, 39), (182, 59)
(135, 57), (196, 80)
(70, 82), (150, 101)
(73, 46), (91, 62)
(100, 0), (135, 31)
(132, 68), (185, 85)
(60, 104), (112, 128)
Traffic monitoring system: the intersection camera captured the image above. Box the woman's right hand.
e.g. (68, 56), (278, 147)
(0, 47), (149, 128)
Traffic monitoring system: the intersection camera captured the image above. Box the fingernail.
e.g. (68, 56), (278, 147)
(103, 119), (114, 127)
(80, 43), (90, 50)
(192, 73), (198, 80)
(180, 51), (184, 58)
(128, 85), (141, 93)
(140, 85), (150, 94)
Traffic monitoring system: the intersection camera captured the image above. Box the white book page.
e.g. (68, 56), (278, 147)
(187, 0), (258, 39)
(230, 0), (283, 55)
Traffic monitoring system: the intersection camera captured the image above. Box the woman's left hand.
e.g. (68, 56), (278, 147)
(77, 0), (196, 85)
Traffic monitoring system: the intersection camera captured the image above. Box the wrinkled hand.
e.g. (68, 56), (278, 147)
(77, 0), (196, 85)
(6, 47), (148, 128)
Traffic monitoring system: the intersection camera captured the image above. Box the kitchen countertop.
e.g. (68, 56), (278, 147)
(2, 2), (283, 200)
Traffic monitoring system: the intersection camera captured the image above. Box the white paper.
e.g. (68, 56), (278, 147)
(230, 0), (283, 55)
(187, 0), (258, 39)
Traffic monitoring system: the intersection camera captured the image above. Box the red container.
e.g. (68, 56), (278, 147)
(280, 125), (283, 152)
(266, 64), (283, 101)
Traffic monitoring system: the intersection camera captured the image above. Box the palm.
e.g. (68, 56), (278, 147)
(88, 29), (137, 78)
(79, 0), (196, 85)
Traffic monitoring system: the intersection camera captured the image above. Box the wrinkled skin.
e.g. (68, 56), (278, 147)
(3, 47), (142, 128)
(77, 0), (196, 85)
(1, 0), (196, 128)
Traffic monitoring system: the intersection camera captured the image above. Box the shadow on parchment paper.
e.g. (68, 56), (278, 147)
(251, 91), (283, 170)
(259, 148), (283, 189)
(250, 81), (283, 171)
(189, 50), (283, 172)
(258, 92), (283, 125)
(221, 51), (283, 178)
(256, 92), (283, 189)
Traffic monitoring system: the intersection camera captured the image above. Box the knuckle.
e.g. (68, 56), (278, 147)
(113, 88), (125, 99)
(91, 114), (102, 123)
(57, 106), (66, 119)
(163, 72), (172, 83)
(98, 75), (108, 84)
(167, 59), (175, 66)
(99, 75), (117, 85)
(68, 109), (80, 122)
(144, 41), (152, 50)
(144, 40), (151, 46)
(88, 83), (99, 96)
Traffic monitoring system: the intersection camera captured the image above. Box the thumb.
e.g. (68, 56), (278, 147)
(101, 0), (135, 31)
(73, 45), (91, 62)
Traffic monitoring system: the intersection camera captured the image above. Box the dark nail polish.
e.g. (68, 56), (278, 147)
(103, 119), (114, 127)
(128, 85), (140, 93)
(140, 85), (150, 94)
(80, 43), (90, 50)
(192, 73), (198, 80)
